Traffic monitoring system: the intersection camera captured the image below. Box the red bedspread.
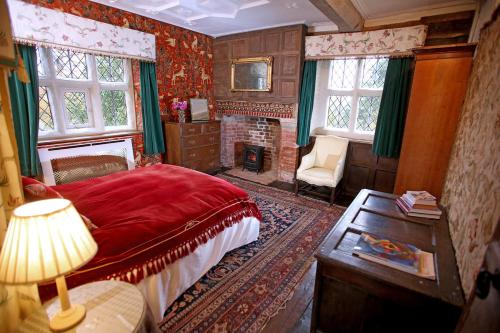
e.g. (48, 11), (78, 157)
(39, 164), (261, 297)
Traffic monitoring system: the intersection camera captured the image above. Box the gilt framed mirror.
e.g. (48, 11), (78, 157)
(231, 56), (273, 92)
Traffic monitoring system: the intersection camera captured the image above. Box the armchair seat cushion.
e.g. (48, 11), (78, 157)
(297, 167), (336, 187)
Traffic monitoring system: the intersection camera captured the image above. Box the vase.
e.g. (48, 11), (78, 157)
(178, 110), (185, 123)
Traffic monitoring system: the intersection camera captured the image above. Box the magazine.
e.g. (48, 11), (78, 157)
(353, 233), (436, 279)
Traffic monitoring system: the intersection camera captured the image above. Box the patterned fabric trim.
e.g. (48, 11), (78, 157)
(216, 100), (295, 119)
(305, 25), (427, 60)
(8, 0), (156, 61)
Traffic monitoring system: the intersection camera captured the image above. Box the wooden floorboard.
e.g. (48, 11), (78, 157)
(289, 300), (313, 333)
(262, 261), (317, 333)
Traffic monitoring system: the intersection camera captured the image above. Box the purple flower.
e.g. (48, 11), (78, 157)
(172, 100), (188, 111)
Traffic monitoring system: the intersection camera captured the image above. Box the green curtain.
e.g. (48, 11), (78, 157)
(139, 61), (165, 154)
(8, 45), (40, 176)
(372, 58), (413, 158)
(296, 61), (317, 146)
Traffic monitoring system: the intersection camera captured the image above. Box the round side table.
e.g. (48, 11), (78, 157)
(16, 280), (156, 333)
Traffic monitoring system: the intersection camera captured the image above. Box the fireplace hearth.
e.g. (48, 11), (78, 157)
(243, 144), (265, 174)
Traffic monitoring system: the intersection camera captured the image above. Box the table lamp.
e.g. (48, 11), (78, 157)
(0, 198), (98, 331)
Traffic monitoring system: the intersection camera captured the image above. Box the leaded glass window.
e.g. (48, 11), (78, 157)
(324, 58), (388, 138)
(38, 86), (54, 131)
(101, 90), (127, 127)
(360, 58), (388, 89)
(64, 91), (89, 129)
(53, 49), (89, 80)
(36, 46), (135, 138)
(327, 96), (351, 129)
(96, 56), (124, 82)
(356, 96), (381, 132)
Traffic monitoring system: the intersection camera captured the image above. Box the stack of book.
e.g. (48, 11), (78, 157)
(396, 190), (442, 220)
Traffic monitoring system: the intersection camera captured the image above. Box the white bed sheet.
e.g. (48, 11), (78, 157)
(135, 216), (260, 322)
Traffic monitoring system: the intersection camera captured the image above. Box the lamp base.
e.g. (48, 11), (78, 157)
(49, 304), (86, 332)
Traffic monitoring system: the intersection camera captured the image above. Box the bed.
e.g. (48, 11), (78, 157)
(28, 164), (261, 321)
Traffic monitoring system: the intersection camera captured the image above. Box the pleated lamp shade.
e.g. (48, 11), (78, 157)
(0, 198), (98, 284)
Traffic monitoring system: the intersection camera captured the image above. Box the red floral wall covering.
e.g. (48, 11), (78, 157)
(24, 0), (215, 166)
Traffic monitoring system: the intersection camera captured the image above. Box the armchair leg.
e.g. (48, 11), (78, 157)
(330, 187), (336, 206)
(294, 180), (299, 196)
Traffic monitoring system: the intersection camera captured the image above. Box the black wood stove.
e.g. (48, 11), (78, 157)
(242, 144), (265, 174)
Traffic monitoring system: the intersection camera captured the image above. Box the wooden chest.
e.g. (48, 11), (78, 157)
(311, 190), (464, 333)
(163, 121), (221, 174)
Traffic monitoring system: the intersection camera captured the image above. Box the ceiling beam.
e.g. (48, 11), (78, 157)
(309, 0), (364, 32)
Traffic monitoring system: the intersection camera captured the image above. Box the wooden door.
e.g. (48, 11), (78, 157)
(456, 224), (500, 333)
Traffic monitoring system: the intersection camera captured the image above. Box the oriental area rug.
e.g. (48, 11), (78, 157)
(159, 176), (344, 333)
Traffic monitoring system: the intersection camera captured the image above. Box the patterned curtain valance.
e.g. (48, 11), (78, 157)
(7, 0), (156, 62)
(305, 25), (427, 60)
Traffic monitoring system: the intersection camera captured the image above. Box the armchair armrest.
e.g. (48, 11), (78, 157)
(298, 152), (315, 172)
(332, 157), (346, 186)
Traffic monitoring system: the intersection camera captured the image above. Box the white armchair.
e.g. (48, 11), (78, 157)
(295, 135), (349, 204)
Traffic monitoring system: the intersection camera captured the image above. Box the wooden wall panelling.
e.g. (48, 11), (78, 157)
(265, 32), (282, 53)
(282, 29), (302, 51)
(213, 24), (306, 104)
(343, 141), (399, 197)
(394, 44), (475, 199)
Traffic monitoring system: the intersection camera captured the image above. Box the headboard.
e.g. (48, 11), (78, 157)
(38, 138), (135, 185)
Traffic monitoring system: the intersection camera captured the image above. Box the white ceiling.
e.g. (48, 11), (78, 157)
(90, 0), (332, 37)
(92, 0), (478, 37)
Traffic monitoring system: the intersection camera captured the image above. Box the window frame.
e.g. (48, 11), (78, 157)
(313, 58), (387, 141)
(37, 47), (136, 140)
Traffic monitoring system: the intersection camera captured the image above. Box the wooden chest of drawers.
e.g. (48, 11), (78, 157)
(163, 121), (221, 173)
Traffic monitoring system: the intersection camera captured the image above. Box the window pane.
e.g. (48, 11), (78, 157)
(36, 47), (45, 77)
(96, 55), (125, 82)
(327, 96), (352, 129)
(329, 59), (358, 90)
(38, 86), (54, 131)
(64, 92), (89, 128)
(53, 49), (88, 79)
(101, 90), (128, 126)
(360, 58), (388, 89)
(356, 96), (381, 132)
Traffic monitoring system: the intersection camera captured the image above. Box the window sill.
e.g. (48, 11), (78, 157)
(312, 127), (374, 143)
(38, 130), (143, 147)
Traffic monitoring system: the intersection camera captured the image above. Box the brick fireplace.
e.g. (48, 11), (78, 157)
(219, 103), (299, 183)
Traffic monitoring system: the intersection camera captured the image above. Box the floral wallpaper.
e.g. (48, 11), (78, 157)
(22, 0), (215, 165)
(441, 12), (499, 299)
